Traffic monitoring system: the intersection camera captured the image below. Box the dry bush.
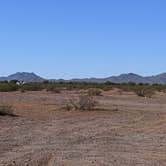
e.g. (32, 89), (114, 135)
(46, 86), (61, 93)
(78, 94), (97, 110)
(62, 104), (73, 111)
(67, 93), (98, 111)
(88, 88), (102, 96)
(20, 89), (26, 93)
(0, 105), (15, 116)
(135, 89), (145, 97)
(135, 88), (155, 98)
(144, 89), (155, 98)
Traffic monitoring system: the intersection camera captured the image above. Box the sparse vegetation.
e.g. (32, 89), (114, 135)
(62, 104), (73, 111)
(66, 92), (98, 111)
(134, 87), (155, 98)
(87, 88), (102, 96)
(0, 105), (15, 116)
(46, 85), (61, 93)
(77, 94), (97, 110)
(0, 81), (166, 97)
(1, 81), (166, 165)
(20, 83), (44, 91)
(135, 89), (145, 97)
(0, 82), (19, 92)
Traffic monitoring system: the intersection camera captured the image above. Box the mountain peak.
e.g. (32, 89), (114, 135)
(0, 72), (45, 82)
(119, 73), (142, 77)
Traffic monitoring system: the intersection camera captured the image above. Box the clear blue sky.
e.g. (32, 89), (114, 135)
(0, 0), (165, 79)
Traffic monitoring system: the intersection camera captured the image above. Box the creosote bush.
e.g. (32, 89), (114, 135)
(62, 104), (73, 111)
(20, 83), (44, 91)
(0, 83), (19, 92)
(135, 89), (145, 97)
(67, 93), (98, 111)
(1, 81), (166, 95)
(87, 88), (102, 96)
(78, 94), (97, 110)
(134, 88), (155, 98)
(0, 105), (15, 116)
(46, 85), (61, 93)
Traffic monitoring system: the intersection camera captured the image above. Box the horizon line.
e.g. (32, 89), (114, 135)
(1, 71), (166, 80)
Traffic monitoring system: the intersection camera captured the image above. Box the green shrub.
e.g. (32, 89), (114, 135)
(21, 83), (44, 91)
(0, 83), (19, 92)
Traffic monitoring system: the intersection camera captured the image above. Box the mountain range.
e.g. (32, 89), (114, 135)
(1, 72), (166, 84)
(0, 72), (45, 83)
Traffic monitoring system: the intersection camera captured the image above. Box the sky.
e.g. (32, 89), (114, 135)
(0, 0), (166, 79)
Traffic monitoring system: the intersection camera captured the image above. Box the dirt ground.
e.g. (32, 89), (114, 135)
(1, 90), (166, 166)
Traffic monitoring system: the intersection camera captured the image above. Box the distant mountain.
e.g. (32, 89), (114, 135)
(66, 73), (166, 84)
(145, 73), (166, 84)
(1, 72), (166, 84)
(106, 73), (144, 84)
(0, 72), (45, 82)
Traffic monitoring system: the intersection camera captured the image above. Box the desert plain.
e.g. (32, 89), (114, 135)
(1, 89), (166, 166)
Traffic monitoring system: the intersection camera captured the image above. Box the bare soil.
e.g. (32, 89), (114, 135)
(1, 90), (166, 166)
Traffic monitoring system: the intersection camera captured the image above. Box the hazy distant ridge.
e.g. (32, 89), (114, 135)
(1, 72), (166, 84)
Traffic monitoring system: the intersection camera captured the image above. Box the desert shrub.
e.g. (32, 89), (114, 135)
(1, 81), (165, 94)
(46, 85), (61, 93)
(134, 88), (155, 98)
(43, 80), (49, 84)
(135, 89), (145, 97)
(101, 86), (113, 91)
(128, 82), (136, 86)
(0, 83), (19, 92)
(78, 94), (97, 110)
(88, 88), (102, 96)
(66, 86), (74, 90)
(144, 88), (155, 98)
(104, 81), (115, 85)
(152, 84), (166, 92)
(68, 93), (97, 111)
(21, 83), (44, 91)
(62, 104), (73, 111)
(9, 80), (18, 84)
(20, 89), (26, 93)
(0, 105), (15, 116)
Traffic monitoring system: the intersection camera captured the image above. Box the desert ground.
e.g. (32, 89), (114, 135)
(1, 89), (166, 166)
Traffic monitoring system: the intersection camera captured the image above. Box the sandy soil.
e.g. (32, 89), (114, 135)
(1, 90), (166, 166)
